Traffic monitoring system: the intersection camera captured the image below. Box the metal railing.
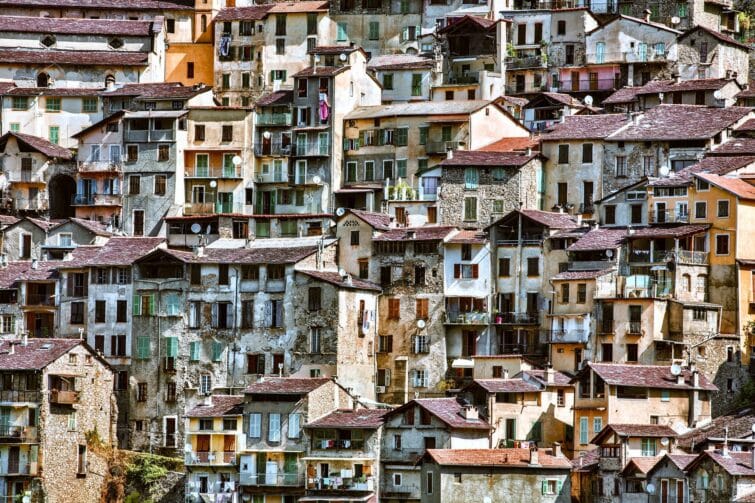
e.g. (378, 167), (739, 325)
(307, 476), (375, 492)
(77, 161), (122, 172)
(674, 250), (708, 265)
(380, 483), (419, 496)
(0, 462), (35, 476)
(626, 321), (642, 335)
(25, 293), (55, 306)
(506, 56), (547, 69)
(426, 140), (463, 154)
(586, 50), (668, 65)
(568, 260), (615, 271)
(185, 451), (237, 465)
(71, 194), (122, 206)
(240, 472), (304, 486)
(14, 196), (48, 212)
(183, 202), (250, 216)
(185, 166), (242, 179)
(256, 112), (292, 126)
(444, 312), (490, 324)
(649, 209), (689, 224)
(292, 142), (330, 157)
(544, 329), (588, 343)
(556, 78), (622, 92)
(505, 83), (547, 95)
(0, 425), (37, 442)
(494, 312), (539, 324)
(254, 142), (292, 157)
(0, 391), (41, 403)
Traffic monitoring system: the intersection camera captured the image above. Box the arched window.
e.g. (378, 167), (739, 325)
(36, 72), (50, 88)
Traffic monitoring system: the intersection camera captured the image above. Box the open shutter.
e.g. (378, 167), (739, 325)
(67, 274), (74, 297)
(211, 303), (219, 328)
(542, 480), (547, 495)
(147, 295), (155, 315)
(212, 341), (223, 361)
(132, 295), (140, 316)
(472, 264), (479, 278)
(275, 301), (283, 327)
(189, 341), (200, 361)
(226, 304), (234, 328)
(454, 264), (461, 278)
(165, 337), (178, 358)
(264, 301), (272, 327)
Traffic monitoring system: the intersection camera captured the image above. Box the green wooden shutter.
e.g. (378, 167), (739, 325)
(541, 480), (547, 495)
(136, 336), (150, 359)
(189, 341), (200, 361)
(132, 295), (141, 316)
(212, 341), (223, 361)
(147, 294), (155, 315)
(165, 337), (178, 357)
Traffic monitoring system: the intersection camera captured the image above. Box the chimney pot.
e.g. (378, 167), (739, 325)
(554, 442), (563, 458)
(529, 447), (540, 465)
(677, 374), (685, 385)
(693, 370), (699, 388)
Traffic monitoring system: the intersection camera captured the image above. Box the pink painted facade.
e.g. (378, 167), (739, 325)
(557, 66), (621, 92)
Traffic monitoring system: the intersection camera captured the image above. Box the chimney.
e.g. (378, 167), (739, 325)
(202, 394), (213, 406)
(576, 214), (583, 226)
(446, 149), (454, 160)
(503, 369), (509, 380)
(352, 395), (360, 411)
(546, 365), (554, 384)
(751, 446), (755, 470)
(529, 447), (540, 466)
(677, 373), (685, 385)
(31, 259), (38, 270)
(644, 8), (652, 22)
(553, 442), (563, 458)
(632, 112), (641, 126)
(22, 332), (27, 347)
(689, 361), (696, 373)
(692, 370), (699, 388)
(675, 74), (682, 84)
(526, 147), (532, 156)
(461, 404), (479, 421)
(407, 230), (416, 239)
(194, 245), (204, 258)
(723, 426), (730, 457)
(8, 342), (14, 355)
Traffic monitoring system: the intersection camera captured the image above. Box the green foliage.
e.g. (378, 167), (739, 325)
(125, 491), (151, 503)
(729, 379), (755, 412)
(125, 453), (182, 488)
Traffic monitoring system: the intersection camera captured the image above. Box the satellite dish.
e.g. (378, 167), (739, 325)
(232, 155), (242, 166)
(339, 53), (348, 62)
(314, 54), (321, 63)
(263, 131), (271, 139)
(659, 165), (671, 177)
(713, 90), (723, 100)
(584, 95), (594, 106)
(312, 175), (322, 184)
(670, 363), (682, 376)
(417, 319), (426, 329)
(190, 223), (202, 234)
(335, 207), (346, 217)
(670, 16), (680, 25)
(209, 180), (217, 188)
(661, 437), (669, 446)
(646, 483), (656, 495)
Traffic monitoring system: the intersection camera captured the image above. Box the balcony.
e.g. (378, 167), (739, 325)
(77, 161), (122, 173)
(426, 140), (463, 154)
(446, 72), (480, 84)
(307, 476), (375, 493)
(0, 390), (41, 403)
(586, 50), (668, 65)
(124, 129), (174, 142)
(494, 312), (539, 324)
(255, 170), (289, 184)
(626, 321), (643, 336)
(673, 250), (709, 265)
(557, 78), (621, 93)
(15, 196), (48, 212)
(71, 194), (123, 206)
(185, 451), (237, 466)
(49, 389), (78, 405)
(506, 56), (547, 70)
(24, 293), (55, 307)
(254, 142), (292, 157)
(0, 462), (37, 476)
(256, 112), (292, 126)
(628, 249), (672, 263)
(568, 260), (615, 271)
(544, 329), (588, 343)
(649, 209), (689, 224)
(444, 312), (490, 325)
(292, 142), (330, 157)
(12, 172), (44, 184)
(240, 472), (304, 487)
(496, 235), (545, 246)
(185, 166), (243, 179)
(381, 483), (419, 498)
(0, 426), (37, 443)
(505, 83), (547, 95)
(386, 184), (437, 202)
(183, 202), (250, 216)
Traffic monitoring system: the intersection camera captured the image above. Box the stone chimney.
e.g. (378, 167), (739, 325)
(546, 365), (554, 384)
(553, 442), (563, 458)
(529, 447), (540, 466)
(677, 373), (685, 385)
(194, 245), (204, 258)
(31, 259), (38, 270)
(461, 404), (479, 421)
(22, 332), (28, 346)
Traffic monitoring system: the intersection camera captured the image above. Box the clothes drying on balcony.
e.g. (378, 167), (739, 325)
(319, 93), (330, 122)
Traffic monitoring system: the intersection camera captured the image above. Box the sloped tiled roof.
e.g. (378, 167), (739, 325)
(635, 78), (733, 95)
(298, 270), (381, 292)
(214, 5), (272, 21)
(186, 395), (244, 417)
(68, 218), (111, 237)
(541, 114), (629, 140)
(472, 378), (541, 393)
(677, 407), (755, 451)
(479, 136), (539, 153)
(0, 338), (82, 370)
(7, 87), (104, 97)
(622, 456), (662, 475)
(440, 150), (537, 168)
(387, 398), (491, 430)
(696, 173), (755, 200)
(584, 363), (717, 391)
(305, 408), (386, 429)
(679, 25), (750, 51)
(425, 448), (571, 469)
(244, 377), (331, 395)
(593, 424), (678, 445)
(373, 226), (456, 242)
(102, 82), (210, 99)
(0, 48), (149, 66)
(0, 0), (194, 9)
(0, 132), (73, 159)
(567, 227), (627, 251)
(521, 369), (573, 386)
(268, 1), (329, 13)
(520, 209), (579, 229)
(367, 54), (434, 71)
(69, 237), (165, 267)
(692, 451), (755, 476)
(608, 105), (752, 141)
(254, 90), (293, 107)
(552, 269), (613, 280)
(0, 261), (58, 288)
(603, 86), (643, 104)
(666, 454), (698, 471)
(161, 245), (318, 264)
(0, 15), (155, 36)
(344, 209), (391, 230)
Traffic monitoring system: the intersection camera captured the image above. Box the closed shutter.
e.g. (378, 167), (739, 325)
(132, 295), (141, 316)
(288, 413), (300, 438)
(211, 303), (219, 328)
(472, 264), (479, 278)
(264, 301), (273, 327)
(212, 341), (223, 362)
(226, 304), (235, 328)
(136, 336), (150, 359)
(268, 413), (281, 442)
(275, 301), (283, 327)
(189, 341), (200, 361)
(165, 337), (178, 358)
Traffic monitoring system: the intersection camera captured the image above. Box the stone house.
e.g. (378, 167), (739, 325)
(380, 397), (490, 503)
(438, 149), (541, 229)
(615, 77), (743, 111)
(486, 209), (581, 360)
(686, 449), (755, 502)
(335, 208), (392, 284)
(302, 407), (386, 501)
(581, 15), (680, 91)
(213, 2), (336, 106)
(0, 15), (166, 89)
(372, 226), (456, 404)
(0, 338), (115, 503)
(341, 100), (527, 215)
(644, 453), (696, 503)
(570, 363), (715, 456)
(238, 377), (353, 503)
(522, 92), (592, 132)
(463, 368), (575, 453)
(675, 406), (755, 453)
(0, 132), (74, 218)
(676, 26), (750, 86)
(368, 54), (438, 103)
(614, 0), (738, 35)
(184, 395), (244, 503)
(1, 217), (106, 262)
(0, 260), (59, 339)
(419, 448), (572, 503)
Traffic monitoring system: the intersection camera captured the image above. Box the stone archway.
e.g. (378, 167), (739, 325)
(48, 174), (76, 218)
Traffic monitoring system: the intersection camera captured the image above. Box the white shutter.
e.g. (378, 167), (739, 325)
(264, 301), (273, 327)
(211, 303), (218, 327)
(275, 301), (283, 327)
(288, 413), (300, 439)
(226, 304), (235, 328)
(268, 413), (281, 442)
(249, 413), (261, 438)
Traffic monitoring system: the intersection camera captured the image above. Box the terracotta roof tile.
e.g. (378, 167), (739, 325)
(583, 362), (717, 391)
(520, 209), (579, 229)
(425, 448), (572, 469)
(68, 218), (111, 237)
(0, 15), (155, 36)
(214, 5), (272, 21)
(600, 424), (678, 439)
(244, 377), (332, 395)
(69, 237), (164, 267)
(161, 245), (318, 264)
(0, 262), (55, 288)
(699, 451), (755, 476)
(292, 66), (347, 78)
(572, 448), (600, 471)
(679, 25), (750, 51)
(298, 270), (381, 292)
(623, 456), (663, 475)
(102, 82), (210, 99)
(344, 209), (391, 230)
(305, 408), (386, 429)
(636, 78), (732, 95)
(267, 1), (329, 13)
(0, 132), (73, 159)
(255, 90), (293, 107)
(521, 369), (573, 386)
(541, 114), (629, 140)
(0, 338), (83, 370)
(437, 15), (498, 34)
(568, 227), (627, 251)
(7, 87), (104, 96)
(186, 395), (244, 417)
(608, 105), (752, 141)
(603, 86), (644, 104)
(677, 406), (755, 451)
(447, 230), (486, 244)
(696, 173), (755, 200)
(629, 224), (709, 239)
(440, 150), (537, 167)
(499, 95), (529, 107)
(367, 54), (434, 70)
(373, 226), (456, 242)
(479, 136), (539, 153)
(0, 0), (193, 9)
(308, 45), (361, 55)
(666, 454), (697, 470)
(388, 398), (491, 430)
(472, 378), (541, 393)
(0, 48), (149, 66)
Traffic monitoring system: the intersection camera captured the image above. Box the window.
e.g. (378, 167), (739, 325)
(136, 383), (147, 402)
(49, 126), (60, 145)
(561, 283), (569, 303)
(593, 417), (602, 433)
(154, 175), (166, 196)
(582, 143), (593, 163)
(615, 156), (627, 177)
(464, 168), (479, 190)
(463, 197), (477, 221)
(527, 257), (539, 276)
(129, 175), (141, 195)
(577, 283), (587, 303)
(186, 62), (194, 78)
(95, 300), (106, 323)
(288, 413), (301, 439)
(498, 258), (511, 276)
(268, 413), (281, 442)
(308, 287), (321, 311)
(701, 231), (724, 257)
(247, 353), (265, 374)
(368, 21), (379, 40)
(158, 144), (169, 162)
(378, 335), (393, 353)
(12, 97), (28, 110)
(382, 73), (394, 90)
(717, 200), (729, 218)
(426, 471), (433, 495)
(641, 438), (656, 456)
(337, 22), (347, 41)
(695, 201), (707, 219)
(558, 145), (569, 164)
(388, 299), (400, 320)
(248, 413), (261, 438)
(199, 374), (212, 395)
(70, 302), (85, 324)
(45, 97), (61, 112)
(416, 299), (428, 320)
(82, 97), (98, 113)
(557, 20), (566, 35)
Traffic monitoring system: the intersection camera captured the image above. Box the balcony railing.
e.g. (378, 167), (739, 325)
(446, 72), (479, 84)
(557, 78), (621, 92)
(292, 142), (330, 157)
(124, 129), (174, 142)
(0, 390), (41, 403)
(586, 50), (668, 65)
(256, 112), (292, 126)
(674, 250), (708, 265)
(386, 184), (438, 202)
(0, 462), (36, 476)
(183, 202), (250, 216)
(185, 166), (242, 179)
(568, 260), (615, 271)
(255, 171), (289, 184)
(185, 451), (237, 465)
(49, 389), (78, 405)
(381, 483), (420, 496)
(71, 194), (122, 206)
(506, 56), (547, 69)
(307, 476), (375, 492)
(626, 321), (642, 335)
(494, 312), (539, 324)
(14, 196), (48, 212)
(0, 425), (37, 443)
(254, 142), (292, 157)
(649, 209), (689, 224)
(505, 83), (547, 95)
(628, 250), (672, 263)
(598, 320), (615, 334)
(14, 172), (44, 184)
(240, 472), (304, 486)
(25, 293), (55, 306)
(544, 329), (588, 343)
(426, 140), (463, 154)
(77, 161), (122, 173)
(444, 312), (490, 324)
